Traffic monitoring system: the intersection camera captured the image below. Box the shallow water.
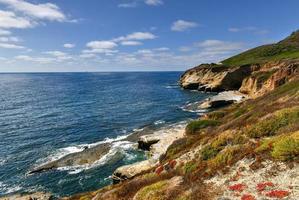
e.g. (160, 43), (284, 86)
(0, 72), (211, 197)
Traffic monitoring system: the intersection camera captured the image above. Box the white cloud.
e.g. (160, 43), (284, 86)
(0, 0), (66, 22)
(84, 40), (118, 54)
(86, 41), (117, 49)
(0, 10), (33, 29)
(171, 20), (198, 32)
(0, 29), (11, 35)
(15, 55), (54, 63)
(228, 26), (269, 35)
(154, 47), (169, 51)
(118, 2), (137, 8)
(79, 53), (96, 58)
(45, 51), (67, 57)
(0, 42), (24, 48)
(196, 40), (244, 53)
(63, 43), (75, 48)
(44, 51), (72, 61)
(179, 46), (192, 52)
(114, 32), (156, 42)
(121, 41), (142, 46)
(145, 0), (163, 6)
(0, 36), (20, 42)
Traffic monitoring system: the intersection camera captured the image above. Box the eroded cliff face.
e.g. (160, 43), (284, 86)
(180, 60), (299, 98)
(179, 63), (257, 92)
(239, 60), (299, 98)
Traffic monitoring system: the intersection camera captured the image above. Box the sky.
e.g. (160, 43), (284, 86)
(0, 0), (299, 72)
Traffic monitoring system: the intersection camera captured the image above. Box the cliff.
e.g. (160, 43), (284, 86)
(180, 31), (299, 98)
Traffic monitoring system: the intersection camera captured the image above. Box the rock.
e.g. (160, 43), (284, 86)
(180, 64), (254, 92)
(0, 192), (52, 200)
(239, 60), (299, 98)
(199, 91), (247, 109)
(29, 143), (111, 174)
(112, 160), (157, 184)
(112, 123), (186, 183)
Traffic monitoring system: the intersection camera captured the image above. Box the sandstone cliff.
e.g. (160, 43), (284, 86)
(180, 59), (299, 98)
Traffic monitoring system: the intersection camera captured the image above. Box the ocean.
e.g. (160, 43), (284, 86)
(0, 72), (211, 197)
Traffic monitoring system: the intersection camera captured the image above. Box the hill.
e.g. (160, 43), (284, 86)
(222, 30), (299, 66)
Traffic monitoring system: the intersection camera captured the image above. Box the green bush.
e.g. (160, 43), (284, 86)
(246, 107), (299, 138)
(208, 146), (240, 169)
(207, 111), (226, 120)
(201, 145), (219, 160)
(186, 120), (220, 135)
(272, 136), (299, 161)
(184, 161), (198, 174)
(134, 180), (168, 200)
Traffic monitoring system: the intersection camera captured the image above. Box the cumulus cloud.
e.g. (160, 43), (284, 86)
(0, 29), (11, 35)
(44, 51), (72, 61)
(63, 43), (75, 48)
(145, 0), (163, 6)
(86, 41), (117, 49)
(84, 32), (156, 54)
(113, 32), (157, 42)
(171, 20), (198, 32)
(0, 0), (67, 22)
(0, 10), (33, 29)
(121, 41), (142, 46)
(0, 42), (24, 49)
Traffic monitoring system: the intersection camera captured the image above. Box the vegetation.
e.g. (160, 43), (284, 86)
(185, 119), (220, 135)
(134, 180), (168, 200)
(245, 107), (299, 138)
(222, 30), (299, 66)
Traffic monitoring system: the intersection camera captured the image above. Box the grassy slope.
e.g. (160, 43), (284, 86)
(65, 78), (299, 200)
(222, 30), (299, 66)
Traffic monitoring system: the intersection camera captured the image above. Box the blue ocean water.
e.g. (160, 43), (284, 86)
(0, 72), (210, 197)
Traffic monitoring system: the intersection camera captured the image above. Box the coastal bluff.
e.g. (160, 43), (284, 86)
(180, 59), (299, 98)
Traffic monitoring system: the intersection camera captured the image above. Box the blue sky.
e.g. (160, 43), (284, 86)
(0, 0), (299, 72)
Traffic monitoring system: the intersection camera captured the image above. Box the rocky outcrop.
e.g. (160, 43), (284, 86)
(180, 60), (299, 98)
(199, 91), (248, 109)
(239, 60), (299, 98)
(0, 192), (52, 200)
(179, 63), (256, 92)
(112, 124), (186, 183)
(29, 143), (111, 174)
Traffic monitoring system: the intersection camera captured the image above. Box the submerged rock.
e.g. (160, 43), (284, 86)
(29, 143), (111, 174)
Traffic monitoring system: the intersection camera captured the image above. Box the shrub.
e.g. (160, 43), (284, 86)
(134, 180), (168, 200)
(265, 190), (289, 198)
(186, 120), (220, 135)
(201, 145), (219, 160)
(255, 131), (299, 161)
(184, 161), (198, 174)
(207, 111), (226, 120)
(208, 146), (240, 169)
(228, 183), (247, 192)
(271, 137), (299, 161)
(246, 107), (299, 138)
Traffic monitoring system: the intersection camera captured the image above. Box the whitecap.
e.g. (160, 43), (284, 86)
(154, 120), (165, 125)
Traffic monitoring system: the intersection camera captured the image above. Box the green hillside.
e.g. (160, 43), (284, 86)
(222, 30), (299, 66)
